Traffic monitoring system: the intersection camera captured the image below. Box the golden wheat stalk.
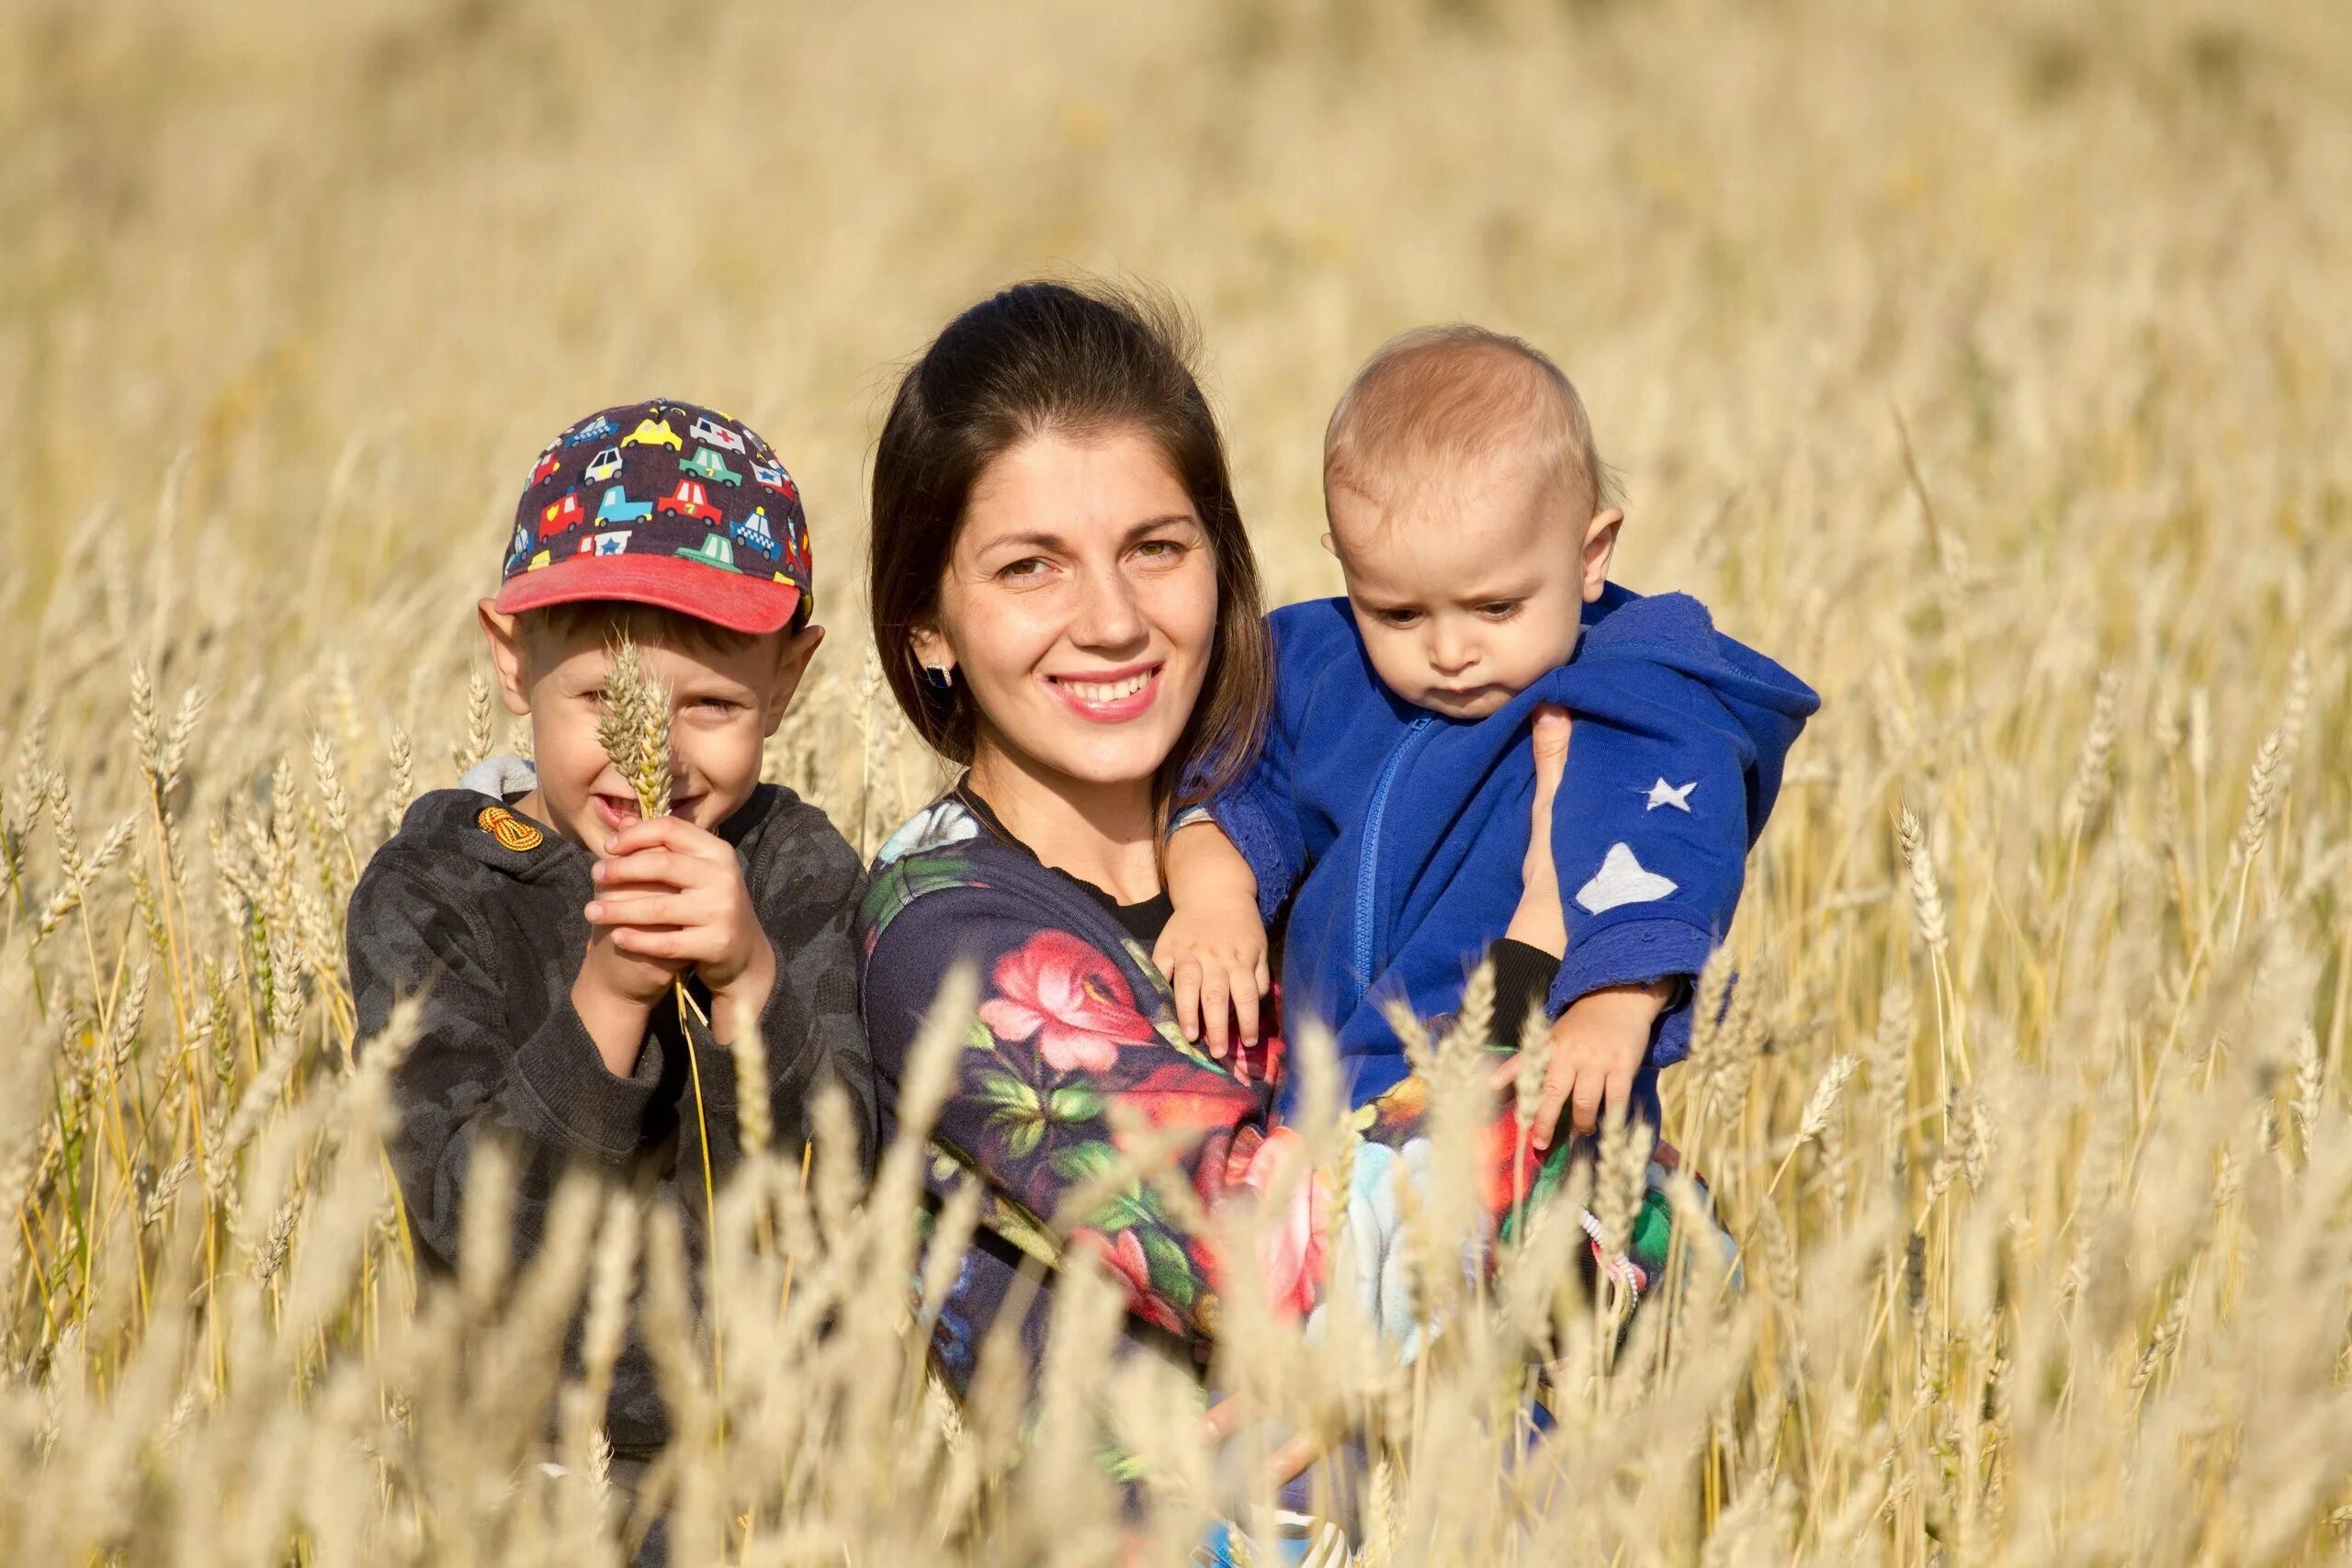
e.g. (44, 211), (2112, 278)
(593, 634), (720, 1313)
(594, 637), (673, 820)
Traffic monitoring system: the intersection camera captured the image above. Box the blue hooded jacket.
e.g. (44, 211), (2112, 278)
(1211, 584), (1818, 1112)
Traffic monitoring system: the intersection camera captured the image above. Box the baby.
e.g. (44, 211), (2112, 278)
(1161, 326), (1817, 1145)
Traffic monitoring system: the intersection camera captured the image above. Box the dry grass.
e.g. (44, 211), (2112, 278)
(4, 0), (2350, 1561)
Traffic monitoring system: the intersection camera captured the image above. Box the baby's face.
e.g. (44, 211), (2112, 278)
(1326, 451), (1611, 721)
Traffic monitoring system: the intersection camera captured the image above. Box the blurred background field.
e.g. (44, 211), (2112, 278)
(4, 0), (2350, 1562)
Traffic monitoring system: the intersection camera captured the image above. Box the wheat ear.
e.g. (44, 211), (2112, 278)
(594, 634), (718, 1247)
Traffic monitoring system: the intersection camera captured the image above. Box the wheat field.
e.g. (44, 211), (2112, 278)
(4, 0), (2350, 1562)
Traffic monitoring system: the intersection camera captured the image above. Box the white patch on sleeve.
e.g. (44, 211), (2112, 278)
(1645, 777), (1697, 812)
(1575, 842), (1680, 914)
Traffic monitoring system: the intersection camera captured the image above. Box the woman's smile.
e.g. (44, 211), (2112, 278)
(1045, 660), (1163, 723)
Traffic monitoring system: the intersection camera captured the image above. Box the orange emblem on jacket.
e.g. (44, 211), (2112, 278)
(475, 805), (544, 852)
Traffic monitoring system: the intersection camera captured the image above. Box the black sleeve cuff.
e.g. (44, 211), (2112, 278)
(510, 999), (665, 1162)
(1488, 938), (1561, 1051)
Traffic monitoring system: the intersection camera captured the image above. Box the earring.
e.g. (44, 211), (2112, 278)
(922, 664), (956, 693)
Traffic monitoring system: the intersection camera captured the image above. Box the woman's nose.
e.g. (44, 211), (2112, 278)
(1069, 565), (1148, 649)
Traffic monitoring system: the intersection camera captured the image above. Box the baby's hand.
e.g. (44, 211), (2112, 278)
(1154, 898), (1270, 1073)
(1495, 980), (1675, 1150)
(1157, 818), (1271, 1074)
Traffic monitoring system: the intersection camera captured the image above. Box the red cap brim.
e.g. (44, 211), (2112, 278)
(493, 553), (803, 634)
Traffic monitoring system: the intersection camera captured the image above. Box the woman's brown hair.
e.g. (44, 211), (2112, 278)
(868, 280), (1272, 818)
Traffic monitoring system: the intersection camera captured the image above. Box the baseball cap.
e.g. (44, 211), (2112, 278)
(493, 398), (813, 634)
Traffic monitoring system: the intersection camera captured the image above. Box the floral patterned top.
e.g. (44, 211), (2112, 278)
(859, 793), (1281, 1392)
(856, 791), (1679, 1402)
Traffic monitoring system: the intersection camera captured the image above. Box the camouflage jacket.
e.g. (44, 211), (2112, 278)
(347, 777), (876, 1454)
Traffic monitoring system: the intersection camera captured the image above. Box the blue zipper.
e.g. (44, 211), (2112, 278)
(1348, 716), (1434, 1015)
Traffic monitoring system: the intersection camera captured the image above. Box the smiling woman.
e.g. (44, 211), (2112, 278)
(857, 281), (1297, 1485)
(854, 288), (1672, 1539)
(868, 282), (1271, 852)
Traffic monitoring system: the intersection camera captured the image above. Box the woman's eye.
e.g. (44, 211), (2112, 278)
(1133, 538), (1187, 566)
(997, 557), (1050, 583)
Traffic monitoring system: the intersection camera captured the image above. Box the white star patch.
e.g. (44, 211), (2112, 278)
(1575, 842), (1680, 914)
(1645, 777), (1697, 812)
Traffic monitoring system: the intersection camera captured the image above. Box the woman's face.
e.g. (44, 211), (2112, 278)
(917, 426), (1218, 795)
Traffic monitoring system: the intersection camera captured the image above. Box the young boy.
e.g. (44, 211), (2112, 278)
(347, 399), (875, 1495)
(1159, 328), (1816, 1146)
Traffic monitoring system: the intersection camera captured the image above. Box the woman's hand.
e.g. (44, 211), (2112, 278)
(1202, 1395), (1321, 1491)
(1503, 705), (1574, 959)
(1489, 703), (1671, 1147)
(1522, 980), (1673, 1149)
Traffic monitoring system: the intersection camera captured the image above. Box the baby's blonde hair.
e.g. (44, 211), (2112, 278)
(1323, 324), (1619, 522)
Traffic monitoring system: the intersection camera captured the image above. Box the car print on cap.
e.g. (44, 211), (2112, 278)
(733, 506), (780, 558)
(594, 485), (653, 527)
(676, 533), (742, 573)
(680, 446), (743, 487)
(689, 415), (746, 454)
(656, 479), (721, 525)
(540, 491), (585, 534)
(498, 398), (810, 635)
(621, 415), (684, 451)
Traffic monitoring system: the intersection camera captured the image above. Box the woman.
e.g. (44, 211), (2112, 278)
(858, 280), (1288, 1395)
(856, 281), (1593, 1418)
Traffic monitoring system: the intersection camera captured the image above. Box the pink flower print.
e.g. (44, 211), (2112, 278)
(980, 931), (1159, 1075)
(1199, 1125), (1331, 1320)
(1073, 1226), (1185, 1335)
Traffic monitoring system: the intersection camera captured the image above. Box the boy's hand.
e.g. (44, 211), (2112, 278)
(1155, 820), (1269, 1073)
(578, 922), (689, 1007)
(571, 929), (686, 1079)
(1494, 979), (1674, 1150)
(586, 815), (777, 1034)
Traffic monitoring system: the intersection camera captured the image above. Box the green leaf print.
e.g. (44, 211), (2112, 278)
(976, 1070), (1039, 1109)
(858, 854), (992, 943)
(1084, 1190), (1158, 1234)
(1049, 1140), (1121, 1185)
(1047, 1084), (1105, 1122)
(977, 1069), (1048, 1158)
(1138, 1227), (1199, 1309)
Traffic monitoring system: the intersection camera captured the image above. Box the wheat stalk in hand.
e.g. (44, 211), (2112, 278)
(594, 634), (719, 1237)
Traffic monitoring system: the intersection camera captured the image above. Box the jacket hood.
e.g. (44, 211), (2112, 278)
(1572, 585), (1822, 761)
(389, 786), (583, 883)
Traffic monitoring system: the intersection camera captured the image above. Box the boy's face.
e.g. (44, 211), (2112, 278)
(1326, 448), (1622, 720)
(478, 604), (822, 850)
